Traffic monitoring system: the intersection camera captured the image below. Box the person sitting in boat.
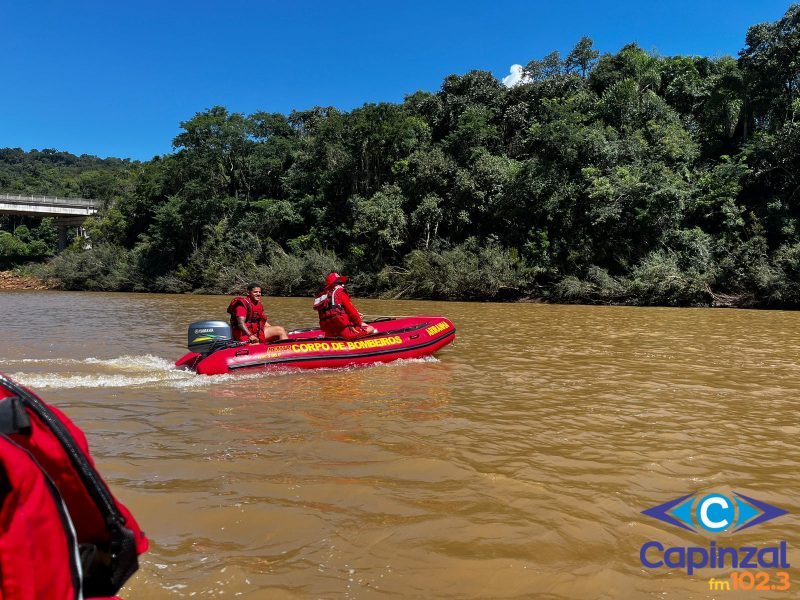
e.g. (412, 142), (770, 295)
(227, 283), (288, 343)
(314, 272), (377, 339)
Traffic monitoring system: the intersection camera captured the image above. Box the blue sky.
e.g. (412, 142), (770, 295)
(0, 1), (792, 161)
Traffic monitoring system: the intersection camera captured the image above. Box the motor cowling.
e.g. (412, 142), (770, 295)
(187, 320), (231, 353)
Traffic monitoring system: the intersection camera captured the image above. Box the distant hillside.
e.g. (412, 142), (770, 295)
(0, 148), (134, 200)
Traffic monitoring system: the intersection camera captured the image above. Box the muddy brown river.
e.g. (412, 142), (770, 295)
(1, 290), (799, 598)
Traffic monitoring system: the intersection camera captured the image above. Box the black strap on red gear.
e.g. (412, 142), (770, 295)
(0, 374), (140, 597)
(0, 396), (30, 434)
(315, 287), (348, 322)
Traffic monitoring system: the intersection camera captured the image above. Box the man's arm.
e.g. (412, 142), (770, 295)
(236, 314), (258, 342)
(339, 290), (362, 326)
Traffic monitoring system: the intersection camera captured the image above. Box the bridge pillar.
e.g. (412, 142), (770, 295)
(55, 216), (88, 250)
(57, 222), (68, 250)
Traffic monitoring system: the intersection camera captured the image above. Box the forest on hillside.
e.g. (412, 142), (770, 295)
(2, 6), (800, 307)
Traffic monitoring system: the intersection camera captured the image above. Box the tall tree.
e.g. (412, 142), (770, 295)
(566, 37), (600, 77)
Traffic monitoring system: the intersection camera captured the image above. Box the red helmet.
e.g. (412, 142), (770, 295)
(325, 272), (348, 288)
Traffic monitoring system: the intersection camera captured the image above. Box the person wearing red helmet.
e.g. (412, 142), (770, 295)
(313, 272), (377, 339)
(227, 283), (288, 343)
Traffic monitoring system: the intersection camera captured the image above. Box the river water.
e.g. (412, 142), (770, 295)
(1, 290), (799, 598)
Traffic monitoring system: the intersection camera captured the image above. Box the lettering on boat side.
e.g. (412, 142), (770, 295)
(425, 321), (450, 336)
(639, 491), (791, 588)
(341, 336), (403, 350)
(236, 336), (407, 363)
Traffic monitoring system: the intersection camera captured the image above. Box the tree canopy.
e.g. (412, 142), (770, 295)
(5, 6), (800, 307)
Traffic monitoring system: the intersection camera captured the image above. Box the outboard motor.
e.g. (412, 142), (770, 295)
(187, 320), (232, 354)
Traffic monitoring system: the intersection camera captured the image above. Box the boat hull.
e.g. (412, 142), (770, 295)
(175, 316), (455, 375)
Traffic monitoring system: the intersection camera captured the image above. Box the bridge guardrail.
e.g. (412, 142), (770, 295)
(0, 193), (99, 209)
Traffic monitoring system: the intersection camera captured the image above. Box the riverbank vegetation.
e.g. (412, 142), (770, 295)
(3, 7), (800, 307)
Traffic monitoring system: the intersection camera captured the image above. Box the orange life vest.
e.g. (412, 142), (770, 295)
(227, 296), (267, 341)
(313, 286), (351, 336)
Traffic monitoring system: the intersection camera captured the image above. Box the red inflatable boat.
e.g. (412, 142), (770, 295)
(176, 316), (456, 375)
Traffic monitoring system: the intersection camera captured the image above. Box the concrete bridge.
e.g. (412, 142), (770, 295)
(0, 193), (99, 249)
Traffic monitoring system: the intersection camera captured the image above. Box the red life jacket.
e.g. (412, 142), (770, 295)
(227, 296), (267, 341)
(0, 435), (82, 600)
(313, 286), (351, 336)
(0, 373), (148, 599)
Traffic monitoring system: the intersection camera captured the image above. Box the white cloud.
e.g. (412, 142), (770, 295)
(502, 64), (530, 88)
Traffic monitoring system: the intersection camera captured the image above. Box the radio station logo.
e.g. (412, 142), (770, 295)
(642, 491), (787, 533)
(639, 491), (791, 580)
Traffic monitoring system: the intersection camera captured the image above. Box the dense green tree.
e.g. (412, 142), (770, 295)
(740, 5), (800, 131)
(350, 183), (408, 268)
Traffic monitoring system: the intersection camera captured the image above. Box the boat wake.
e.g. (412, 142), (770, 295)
(1, 353), (440, 390)
(1, 354), (226, 389)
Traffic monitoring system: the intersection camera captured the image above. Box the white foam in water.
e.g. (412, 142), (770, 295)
(12, 373), (177, 389)
(7, 351), (287, 389)
(6, 353), (205, 390)
(0, 355), (174, 370)
(0, 357), (87, 366)
(84, 354), (177, 371)
(373, 356), (440, 368)
(6, 353), (438, 389)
